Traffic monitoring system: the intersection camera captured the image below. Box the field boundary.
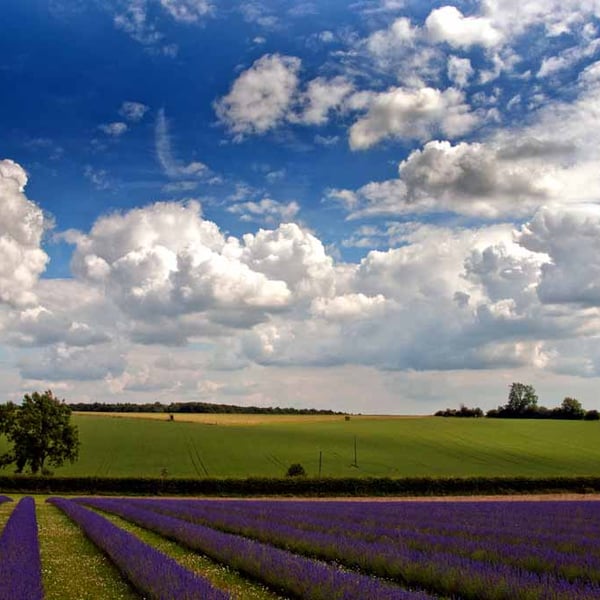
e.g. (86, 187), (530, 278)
(2, 475), (600, 496)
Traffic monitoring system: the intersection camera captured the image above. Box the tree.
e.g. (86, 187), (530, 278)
(0, 390), (80, 475)
(505, 383), (538, 415)
(557, 397), (585, 420)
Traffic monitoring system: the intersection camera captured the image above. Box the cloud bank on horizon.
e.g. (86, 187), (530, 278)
(2, 0), (600, 412)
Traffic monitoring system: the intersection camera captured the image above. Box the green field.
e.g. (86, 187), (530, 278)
(2, 415), (600, 478)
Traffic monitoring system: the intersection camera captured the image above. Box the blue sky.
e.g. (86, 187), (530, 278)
(2, 0), (600, 412)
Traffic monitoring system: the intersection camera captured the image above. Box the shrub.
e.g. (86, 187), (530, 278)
(286, 463), (307, 477)
(584, 410), (600, 421)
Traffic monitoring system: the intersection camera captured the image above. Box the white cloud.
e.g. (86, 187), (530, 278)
(68, 200), (299, 340)
(6, 306), (110, 348)
(227, 198), (300, 225)
(155, 109), (209, 178)
(296, 76), (354, 125)
(114, 0), (162, 46)
(240, 223), (336, 300)
(329, 136), (571, 219)
(425, 6), (503, 49)
(517, 204), (600, 306)
(239, 224), (524, 370)
(0, 160), (48, 307)
(83, 165), (111, 190)
(365, 17), (419, 56)
(537, 37), (600, 78)
(3, 278), (118, 349)
(119, 101), (149, 122)
(214, 54), (301, 139)
(362, 18), (442, 86)
(159, 0), (212, 22)
(447, 56), (474, 88)
(19, 343), (125, 381)
(481, 0), (600, 39)
(311, 293), (386, 320)
(348, 86), (479, 150)
(99, 122), (128, 136)
(334, 59), (600, 219)
(395, 139), (558, 218)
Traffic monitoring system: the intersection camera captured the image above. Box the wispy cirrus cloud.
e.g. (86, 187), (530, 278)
(155, 109), (209, 179)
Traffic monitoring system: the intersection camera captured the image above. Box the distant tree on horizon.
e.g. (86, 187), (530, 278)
(506, 382), (538, 414)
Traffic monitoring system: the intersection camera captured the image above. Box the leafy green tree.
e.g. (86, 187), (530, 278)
(506, 383), (538, 414)
(0, 390), (80, 475)
(558, 397), (585, 419)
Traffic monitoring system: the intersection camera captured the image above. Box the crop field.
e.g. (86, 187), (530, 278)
(2, 495), (600, 599)
(2, 414), (600, 478)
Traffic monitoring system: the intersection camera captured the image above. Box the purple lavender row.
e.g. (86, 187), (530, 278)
(131, 498), (600, 583)
(0, 497), (43, 600)
(126, 498), (600, 600)
(181, 499), (600, 557)
(192, 499), (600, 542)
(0, 496), (12, 504)
(48, 497), (230, 600)
(76, 496), (436, 600)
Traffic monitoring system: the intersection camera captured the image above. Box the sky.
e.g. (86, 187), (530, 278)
(2, 0), (600, 413)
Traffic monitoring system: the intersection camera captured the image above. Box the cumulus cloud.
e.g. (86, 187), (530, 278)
(348, 86), (479, 150)
(239, 223), (336, 300)
(19, 343), (125, 381)
(296, 77), (354, 125)
(481, 0), (600, 39)
(68, 201), (339, 341)
(517, 204), (600, 306)
(447, 56), (474, 88)
(214, 54), (301, 139)
(0, 160), (48, 307)
(425, 6), (503, 49)
(329, 136), (569, 219)
(238, 223), (546, 370)
(537, 37), (600, 78)
(334, 56), (600, 219)
(3, 279), (116, 349)
(365, 17), (419, 57)
(6, 306), (110, 348)
(396, 140), (557, 217)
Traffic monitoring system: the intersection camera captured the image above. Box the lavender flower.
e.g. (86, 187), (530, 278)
(0, 496), (43, 600)
(48, 497), (230, 600)
(115, 497), (600, 600)
(76, 497), (436, 600)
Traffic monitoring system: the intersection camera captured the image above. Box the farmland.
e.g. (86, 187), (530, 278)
(3, 494), (600, 599)
(2, 414), (600, 478)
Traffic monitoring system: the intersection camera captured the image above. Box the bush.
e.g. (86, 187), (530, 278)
(584, 410), (600, 421)
(285, 463), (307, 477)
(3, 474), (600, 496)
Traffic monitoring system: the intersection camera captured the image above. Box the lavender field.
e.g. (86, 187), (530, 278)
(1, 496), (600, 599)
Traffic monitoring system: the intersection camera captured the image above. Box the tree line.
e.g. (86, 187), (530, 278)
(435, 382), (600, 420)
(67, 401), (344, 416)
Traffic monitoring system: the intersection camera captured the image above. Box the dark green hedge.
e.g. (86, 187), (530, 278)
(1, 475), (600, 496)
